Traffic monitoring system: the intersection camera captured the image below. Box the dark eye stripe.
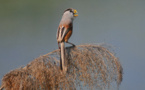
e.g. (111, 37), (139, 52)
(64, 8), (73, 13)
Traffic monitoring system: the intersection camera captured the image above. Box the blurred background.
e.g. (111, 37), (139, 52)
(0, 0), (145, 90)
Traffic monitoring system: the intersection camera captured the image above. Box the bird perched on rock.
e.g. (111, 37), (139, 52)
(56, 8), (78, 72)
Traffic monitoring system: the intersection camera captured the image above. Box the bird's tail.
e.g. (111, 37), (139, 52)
(60, 42), (67, 72)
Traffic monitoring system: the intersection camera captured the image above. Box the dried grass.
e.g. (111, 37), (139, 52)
(0, 44), (123, 90)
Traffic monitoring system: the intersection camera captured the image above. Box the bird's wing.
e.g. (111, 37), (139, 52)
(57, 26), (65, 42)
(57, 26), (70, 42)
(61, 23), (73, 41)
(61, 27), (70, 41)
(56, 27), (60, 40)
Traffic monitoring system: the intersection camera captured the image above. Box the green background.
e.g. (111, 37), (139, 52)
(0, 0), (145, 89)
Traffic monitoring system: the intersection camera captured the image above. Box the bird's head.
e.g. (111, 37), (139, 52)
(62, 8), (78, 20)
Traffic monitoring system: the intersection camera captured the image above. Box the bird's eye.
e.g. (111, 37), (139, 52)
(70, 10), (73, 13)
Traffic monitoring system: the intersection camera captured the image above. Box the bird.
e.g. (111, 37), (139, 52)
(56, 8), (78, 72)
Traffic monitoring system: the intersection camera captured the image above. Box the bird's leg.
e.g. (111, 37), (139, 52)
(66, 41), (75, 47)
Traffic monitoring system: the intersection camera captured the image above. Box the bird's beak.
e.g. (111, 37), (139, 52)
(73, 9), (78, 17)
